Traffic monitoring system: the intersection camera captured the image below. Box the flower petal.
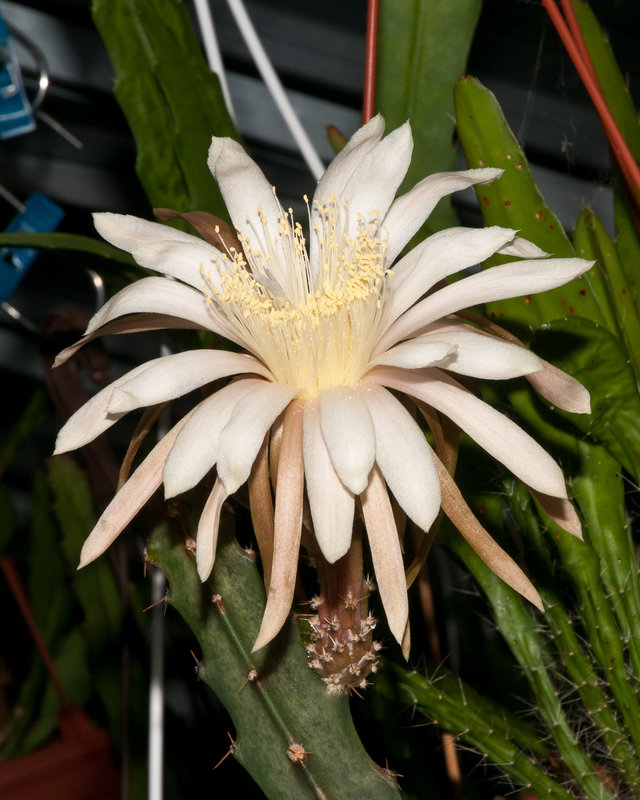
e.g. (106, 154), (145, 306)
(359, 384), (441, 532)
(360, 465), (409, 645)
(163, 378), (266, 498)
(208, 137), (282, 250)
(313, 115), (385, 205)
(53, 314), (205, 368)
(54, 360), (156, 453)
(196, 478), (228, 580)
(418, 330), (544, 379)
(376, 257), (593, 355)
(366, 340), (456, 372)
(83, 276), (238, 344)
(532, 490), (583, 539)
(528, 363), (591, 414)
(253, 400), (305, 651)
(384, 226), (520, 324)
(302, 399), (355, 563)
(217, 383), (297, 494)
(383, 168), (503, 263)
(107, 350), (272, 415)
(131, 240), (224, 290)
(433, 453), (543, 610)
(340, 122), (413, 231)
(77, 410), (193, 568)
(319, 385), (376, 494)
(371, 366), (568, 498)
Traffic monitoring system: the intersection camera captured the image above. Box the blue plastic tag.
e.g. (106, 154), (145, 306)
(0, 192), (65, 303)
(0, 14), (36, 140)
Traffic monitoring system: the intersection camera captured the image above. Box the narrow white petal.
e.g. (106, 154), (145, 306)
(217, 383), (297, 494)
(383, 168), (504, 263)
(532, 490), (583, 539)
(528, 363), (591, 414)
(107, 350), (272, 414)
(54, 360), (155, 453)
(78, 410), (192, 568)
(163, 378), (266, 498)
(385, 226), (519, 324)
(313, 115), (385, 204)
(498, 236), (548, 259)
(83, 276), (239, 345)
(341, 122), (413, 234)
(253, 401), (305, 651)
(376, 257), (593, 356)
(360, 384), (441, 532)
(319, 385), (376, 494)
(131, 240), (225, 290)
(360, 466), (409, 645)
(302, 400), (355, 563)
(208, 137), (281, 247)
(196, 478), (228, 580)
(371, 367), (568, 498)
(420, 330), (544, 379)
(366, 340), (456, 372)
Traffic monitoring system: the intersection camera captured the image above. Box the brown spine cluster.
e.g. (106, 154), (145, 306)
(303, 581), (382, 695)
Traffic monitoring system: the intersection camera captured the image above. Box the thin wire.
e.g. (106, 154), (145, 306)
(225, 0), (325, 180)
(193, 0), (236, 122)
(363, 0), (379, 123)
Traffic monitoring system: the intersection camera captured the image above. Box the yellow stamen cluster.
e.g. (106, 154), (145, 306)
(203, 195), (389, 395)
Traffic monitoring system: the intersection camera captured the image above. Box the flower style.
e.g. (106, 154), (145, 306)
(54, 115), (591, 652)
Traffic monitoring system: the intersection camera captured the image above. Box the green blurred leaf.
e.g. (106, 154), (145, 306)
(48, 456), (123, 647)
(531, 316), (640, 482)
(376, 0), (481, 232)
(93, 0), (239, 217)
(0, 390), (48, 480)
(0, 232), (135, 265)
(454, 76), (605, 336)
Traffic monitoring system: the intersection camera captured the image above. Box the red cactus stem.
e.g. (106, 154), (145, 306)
(560, 0), (597, 83)
(363, 0), (379, 123)
(542, 0), (640, 212)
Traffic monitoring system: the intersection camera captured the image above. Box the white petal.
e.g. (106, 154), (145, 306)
(419, 330), (544, 379)
(383, 168), (503, 263)
(78, 410), (193, 568)
(498, 236), (548, 259)
(528, 363), (591, 414)
(366, 340), (456, 372)
(319, 385), (376, 494)
(217, 383), (297, 494)
(196, 478), (228, 580)
(163, 378), (266, 498)
(532, 490), (583, 539)
(371, 367), (568, 498)
(341, 122), (413, 229)
(54, 360), (156, 453)
(313, 115), (385, 205)
(302, 399), (354, 563)
(131, 240), (225, 290)
(360, 466), (409, 645)
(107, 350), (272, 414)
(360, 384), (441, 532)
(208, 137), (281, 248)
(376, 257), (593, 356)
(384, 226), (519, 325)
(83, 276), (239, 345)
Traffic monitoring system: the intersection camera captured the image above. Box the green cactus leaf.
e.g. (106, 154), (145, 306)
(376, 0), (481, 232)
(147, 520), (402, 800)
(454, 76), (605, 336)
(92, 0), (238, 217)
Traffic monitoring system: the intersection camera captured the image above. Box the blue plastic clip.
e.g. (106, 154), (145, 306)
(0, 192), (65, 303)
(0, 14), (36, 140)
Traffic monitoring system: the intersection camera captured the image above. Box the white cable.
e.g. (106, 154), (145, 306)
(148, 567), (166, 800)
(193, 0), (236, 122)
(225, 0), (325, 181)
